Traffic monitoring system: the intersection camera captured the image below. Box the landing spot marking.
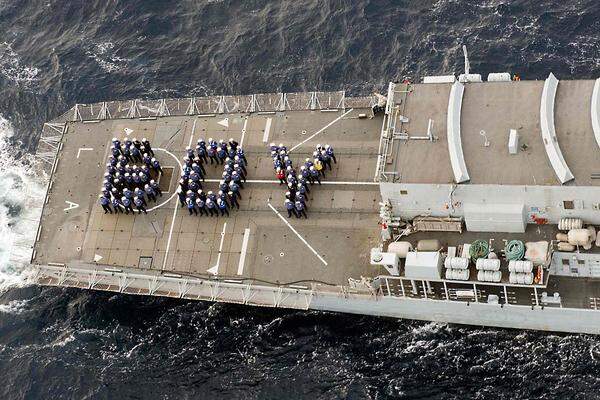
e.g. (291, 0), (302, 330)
(237, 228), (251, 275)
(240, 117), (249, 147)
(262, 118), (272, 143)
(267, 202), (328, 266)
(94, 254), (103, 262)
(77, 147), (93, 158)
(124, 128), (133, 136)
(64, 201), (79, 212)
(202, 178), (378, 186)
(218, 118), (229, 128)
(188, 119), (197, 147)
(144, 147), (183, 212)
(208, 222), (227, 275)
(289, 108), (353, 153)
(206, 265), (218, 275)
(158, 146), (186, 270)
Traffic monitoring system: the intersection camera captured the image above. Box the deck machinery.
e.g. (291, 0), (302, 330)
(29, 72), (600, 334)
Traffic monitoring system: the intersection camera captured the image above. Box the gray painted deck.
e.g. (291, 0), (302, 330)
(33, 108), (385, 286)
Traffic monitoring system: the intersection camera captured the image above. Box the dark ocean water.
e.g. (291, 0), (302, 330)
(1, 1), (600, 398)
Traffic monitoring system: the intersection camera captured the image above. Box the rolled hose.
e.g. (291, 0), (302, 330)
(505, 239), (525, 261)
(469, 239), (489, 261)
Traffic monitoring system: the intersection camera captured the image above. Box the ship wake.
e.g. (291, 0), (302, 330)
(0, 115), (45, 293)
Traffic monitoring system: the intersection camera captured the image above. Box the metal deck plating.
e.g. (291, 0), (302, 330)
(32, 93), (385, 305)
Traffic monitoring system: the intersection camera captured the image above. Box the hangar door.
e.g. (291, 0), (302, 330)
(463, 203), (526, 233)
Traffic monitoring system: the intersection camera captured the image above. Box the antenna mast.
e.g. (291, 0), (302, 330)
(462, 45), (470, 75)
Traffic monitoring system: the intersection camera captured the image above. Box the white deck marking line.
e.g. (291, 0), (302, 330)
(202, 178), (378, 186)
(237, 228), (251, 275)
(77, 147), (93, 159)
(144, 148), (183, 212)
(267, 202), (328, 266)
(208, 222), (227, 275)
(161, 201), (179, 271)
(188, 119), (197, 147)
(160, 147), (185, 271)
(240, 117), (249, 147)
(121, 147), (183, 216)
(288, 108), (353, 153)
(262, 118), (272, 143)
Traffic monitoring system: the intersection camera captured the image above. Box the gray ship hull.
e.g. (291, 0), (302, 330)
(312, 295), (600, 335)
(33, 263), (600, 335)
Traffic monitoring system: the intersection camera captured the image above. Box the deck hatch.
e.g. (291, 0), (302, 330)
(138, 256), (153, 269)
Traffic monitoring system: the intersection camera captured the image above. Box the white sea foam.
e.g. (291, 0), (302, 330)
(0, 42), (39, 86)
(0, 115), (45, 293)
(0, 298), (30, 314)
(410, 321), (445, 336)
(50, 333), (75, 348)
(85, 42), (129, 74)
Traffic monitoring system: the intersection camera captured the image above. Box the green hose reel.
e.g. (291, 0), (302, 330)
(469, 239), (489, 261)
(505, 240), (525, 261)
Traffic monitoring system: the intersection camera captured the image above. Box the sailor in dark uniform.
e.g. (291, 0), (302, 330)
(142, 138), (154, 156)
(122, 196), (134, 214)
(228, 191), (239, 210)
(295, 200), (307, 219)
(151, 158), (163, 174)
(150, 179), (162, 197)
(99, 195), (112, 213)
(285, 199), (296, 218)
(134, 196), (147, 214)
(217, 198), (229, 216)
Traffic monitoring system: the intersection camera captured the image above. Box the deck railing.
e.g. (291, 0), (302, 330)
(67, 91), (376, 122)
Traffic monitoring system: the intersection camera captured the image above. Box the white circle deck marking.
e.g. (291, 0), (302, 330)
(125, 147), (183, 213)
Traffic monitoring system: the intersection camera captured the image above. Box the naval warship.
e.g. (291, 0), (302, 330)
(26, 51), (600, 335)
